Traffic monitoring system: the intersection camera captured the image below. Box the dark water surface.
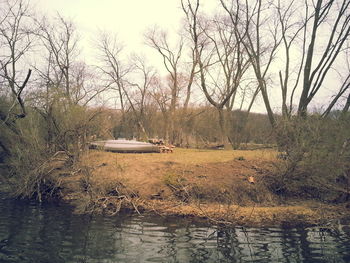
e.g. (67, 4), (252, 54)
(0, 196), (349, 263)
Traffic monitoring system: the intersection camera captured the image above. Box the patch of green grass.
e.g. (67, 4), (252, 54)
(162, 172), (186, 187)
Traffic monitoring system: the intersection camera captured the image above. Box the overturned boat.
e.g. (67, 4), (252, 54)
(89, 139), (159, 153)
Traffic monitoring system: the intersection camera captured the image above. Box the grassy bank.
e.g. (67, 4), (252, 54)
(58, 148), (347, 227)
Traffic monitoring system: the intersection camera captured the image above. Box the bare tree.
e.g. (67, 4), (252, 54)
(36, 14), (79, 103)
(148, 75), (171, 140)
(275, 0), (307, 118)
(97, 34), (151, 139)
(322, 44), (350, 117)
(298, 0), (350, 117)
(125, 55), (158, 139)
(145, 27), (197, 143)
(221, 0), (284, 127)
(145, 28), (182, 113)
(342, 93), (350, 114)
(31, 14), (109, 155)
(97, 33), (127, 114)
(0, 0), (33, 154)
(182, 0), (251, 147)
(220, 0), (350, 123)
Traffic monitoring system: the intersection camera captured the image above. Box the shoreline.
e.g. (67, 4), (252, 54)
(56, 148), (349, 228)
(2, 190), (347, 228)
(63, 195), (348, 228)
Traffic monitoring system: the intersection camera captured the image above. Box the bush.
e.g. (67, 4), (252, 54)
(0, 93), (113, 200)
(270, 114), (350, 202)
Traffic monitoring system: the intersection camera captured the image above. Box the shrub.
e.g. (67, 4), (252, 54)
(270, 114), (350, 202)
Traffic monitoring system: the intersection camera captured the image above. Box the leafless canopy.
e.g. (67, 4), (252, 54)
(0, 0), (33, 133)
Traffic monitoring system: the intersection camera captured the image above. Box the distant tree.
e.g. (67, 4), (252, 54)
(145, 27), (197, 143)
(125, 55), (158, 140)
(148, 75), (172, 140)
(36, 14), (80, 103)
(97, 33), (152, 139)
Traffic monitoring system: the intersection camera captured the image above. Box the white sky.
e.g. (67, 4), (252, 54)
(33, 0), (217, 67)
(33, 1), (179, 64)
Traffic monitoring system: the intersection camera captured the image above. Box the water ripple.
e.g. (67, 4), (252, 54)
(0, 196), (349, 262)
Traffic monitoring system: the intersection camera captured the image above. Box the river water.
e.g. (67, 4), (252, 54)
(0, 196), (349, 263)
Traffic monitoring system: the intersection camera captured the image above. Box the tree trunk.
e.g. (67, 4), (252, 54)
(259, 80), (276, 128)
(217, 108), (231, 149)
(342, 93), (350, 114)
(298, 0), (322, 117)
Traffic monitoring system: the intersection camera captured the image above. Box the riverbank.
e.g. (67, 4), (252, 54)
(58, 148), (348, 227)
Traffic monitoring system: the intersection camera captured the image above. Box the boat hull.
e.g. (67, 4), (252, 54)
(90, 140), (159, 153)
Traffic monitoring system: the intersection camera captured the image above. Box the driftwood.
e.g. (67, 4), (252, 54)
(148, 139), (176, 153)
(159, 145), (174, 153)
(148, 138), (164, 145)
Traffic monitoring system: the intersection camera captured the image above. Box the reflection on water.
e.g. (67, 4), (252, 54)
(0, 196), (349, 263)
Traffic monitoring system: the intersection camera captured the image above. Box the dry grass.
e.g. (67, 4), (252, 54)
(73, 148), (277, 201)
(82, 147), (277, 166)
(60, 148), (346, 226)
(142, 200), (343, 227)
(117, 147), (278, 164)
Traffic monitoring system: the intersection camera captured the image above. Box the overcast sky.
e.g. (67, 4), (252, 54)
(33, 0), (217, 67)
(35, 1), (181, 48)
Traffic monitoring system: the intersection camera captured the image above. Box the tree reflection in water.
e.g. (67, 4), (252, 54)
(0, 197), (349, 263)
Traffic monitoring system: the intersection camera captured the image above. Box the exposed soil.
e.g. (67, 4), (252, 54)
(58, 148), (348, 227)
